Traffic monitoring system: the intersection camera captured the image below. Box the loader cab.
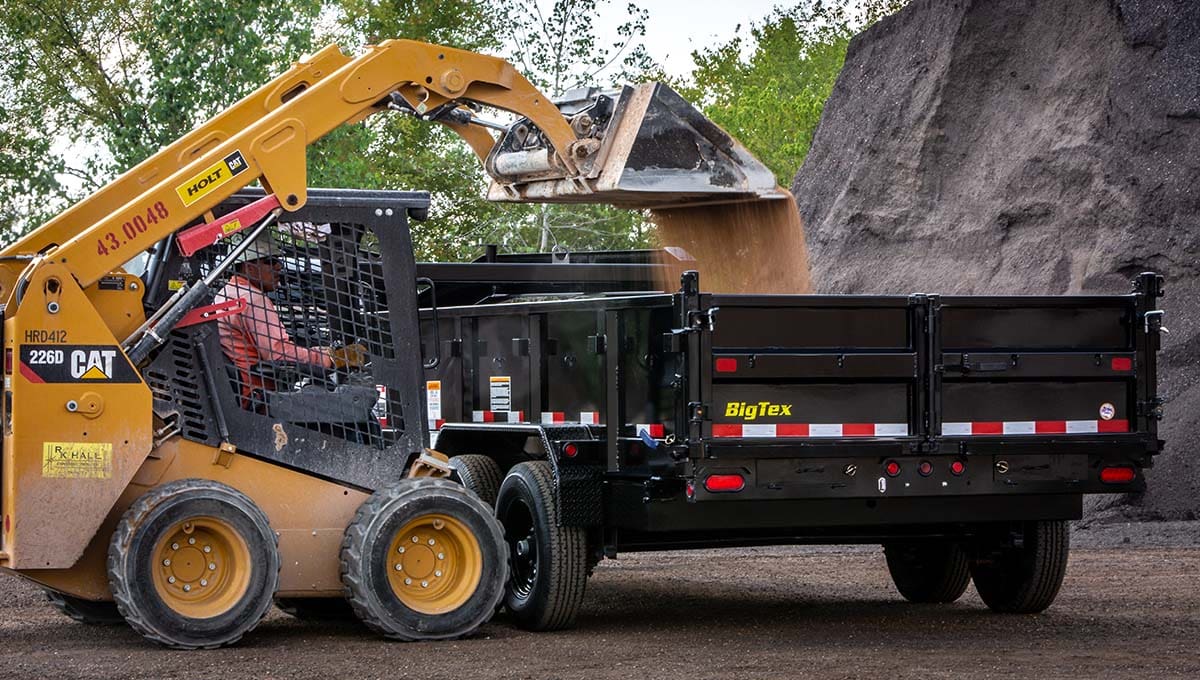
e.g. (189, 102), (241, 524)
(140, 188), (433, 489)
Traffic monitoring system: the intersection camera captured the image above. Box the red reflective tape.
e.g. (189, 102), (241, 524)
(972, 422), (1003, 435)
(434, 419), (445, 429)
(176, 297), (247, 329)
(1098, 419), (1129, 433)
(843, 423), (875, 437)
(777, 423), (810, 437)
(712, 424), (742, 437)
(714, 357), (738, 373)
(1111, 357), (1133, 371)
(176, 194), (281, 257)
(482, 411), (496, 423)
(18, 362), (44, 384)
(1035, 420), (1067, 434)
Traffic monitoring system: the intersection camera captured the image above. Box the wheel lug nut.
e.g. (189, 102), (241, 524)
(428, 539), (435, 546)
(209, 562), (217, 570)
(162, 559), (171, 566)
(183, 584), (191, 592)
(203, 546), (211, 553)
(397, 546), (405, 554)
(404, 578), (412, 585)
(434, 570), (442, 577)
(437, 553), (444, 560)
(188, 537), (196, 545)
(171, 543), (179, 550)
(200, 580), (208, 587)
(411, 536), (419, 543)
(394, 564), (403, 571)
(421, 581), (428, 588)
(167, 576), (176, 584)
(433, 519), (444, 530)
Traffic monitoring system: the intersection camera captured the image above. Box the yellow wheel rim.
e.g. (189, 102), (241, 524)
(151, 516), (252, 619)
(386, 513), (482, 615)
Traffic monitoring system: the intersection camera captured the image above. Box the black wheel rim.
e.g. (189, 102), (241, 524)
(502, 497), (538, 599)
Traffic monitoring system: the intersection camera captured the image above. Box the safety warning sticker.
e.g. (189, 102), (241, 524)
(489, 376), (511, 412)
(42, 442), (113, 479)
(427, 380), (442, 424)
(19, 345), (139, 383)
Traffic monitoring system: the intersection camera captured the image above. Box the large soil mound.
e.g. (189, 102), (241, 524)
(792, 0), (1200, 520)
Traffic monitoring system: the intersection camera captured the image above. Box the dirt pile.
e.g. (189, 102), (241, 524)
(652, 191), (812, 294)
(792, 0), (1200, 520)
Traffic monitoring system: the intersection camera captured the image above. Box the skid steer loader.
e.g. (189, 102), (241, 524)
(0, 40), (784, 648)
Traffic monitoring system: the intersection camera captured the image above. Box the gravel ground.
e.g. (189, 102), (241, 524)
(1, 521), (1196, 679)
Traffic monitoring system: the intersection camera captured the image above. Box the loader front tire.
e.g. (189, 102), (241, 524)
(107, 479), (280, 649)
(496, 461), (589, 631)
(449, 455), (503, 507)
(340, 477), (507, 640)
(883, 541), (972, 603)
(44, 590), (125, 625)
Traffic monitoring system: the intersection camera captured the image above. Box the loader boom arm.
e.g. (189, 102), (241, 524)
(5, 40), (580, 292)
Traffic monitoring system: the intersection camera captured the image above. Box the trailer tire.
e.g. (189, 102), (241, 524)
(496, 461), (588, 631)
(276, 597), (357, 621)
(107, 479), (280, 649)
(883, 541), (971, 603)
(44, 590), (125, 625)
(970, 520), (1070, 614)
(450, 455), (504, 507)
(340, 477), (507, 641)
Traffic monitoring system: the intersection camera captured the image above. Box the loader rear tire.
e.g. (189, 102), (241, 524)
(883, 541), (972, 603)
(450, 455), (503, 507)
(107, 479), (280, 649)
(496, 460), (589, 631)
(970, 520), (1070, 614)
(44, 590), (125, 625)
(340, 477), (507, 641)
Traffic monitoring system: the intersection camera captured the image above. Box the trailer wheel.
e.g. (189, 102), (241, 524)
(971, 520), (1070, 614)
(107, 479), (279, 649)
(450, 455), (504, 506)
(44, 590), (125, 625)
(340, 477), (506, 640)
(883, 541), (971, 603)
(275, 597), (357, 621)
(496, 461), (588, 631)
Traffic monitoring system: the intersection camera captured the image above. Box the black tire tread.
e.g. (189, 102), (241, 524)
(107, 479), (280, 650)
(883, 541), (972, 604)
(44, 590), (125, 625)
(971, 520), (1070, 614)
(504, 461), (588, 631)
(450, 455), (504, 507)
(340, 477), (506, 641)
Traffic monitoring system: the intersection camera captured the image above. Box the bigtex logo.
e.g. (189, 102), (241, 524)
(175, 150), (248, 206)
(725, 401), (793, 421)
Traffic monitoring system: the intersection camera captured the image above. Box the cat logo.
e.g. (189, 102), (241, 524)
(71, 349), (117, 380)
(175, 150), (248, 206)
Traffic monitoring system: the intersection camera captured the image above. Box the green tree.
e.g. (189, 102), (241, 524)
(0, 0), (321, 241)
(679, 0), (909, 185)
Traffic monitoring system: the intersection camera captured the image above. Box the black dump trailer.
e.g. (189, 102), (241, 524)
(423, 267), (1164, 629)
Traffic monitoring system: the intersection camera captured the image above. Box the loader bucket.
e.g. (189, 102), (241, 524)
(485, 83), (786, 208)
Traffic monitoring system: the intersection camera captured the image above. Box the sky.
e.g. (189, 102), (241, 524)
(594, 0), (789, 76)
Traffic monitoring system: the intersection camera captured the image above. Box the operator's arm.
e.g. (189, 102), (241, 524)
(239, 285), (333, 368)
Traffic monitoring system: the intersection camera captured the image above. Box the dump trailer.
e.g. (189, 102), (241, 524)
(0, 39), (783, 649)
(416, 256), (1165, 627)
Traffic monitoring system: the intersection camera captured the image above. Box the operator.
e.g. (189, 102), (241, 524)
(213, 234), (366, 404)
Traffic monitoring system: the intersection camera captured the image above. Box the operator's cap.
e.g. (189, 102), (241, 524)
(233, 233), (284, 264)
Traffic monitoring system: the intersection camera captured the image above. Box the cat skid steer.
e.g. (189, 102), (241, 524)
(0, 40), (777, 648)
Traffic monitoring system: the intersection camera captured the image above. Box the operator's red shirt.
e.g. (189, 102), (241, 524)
(214, 275), (331, 395)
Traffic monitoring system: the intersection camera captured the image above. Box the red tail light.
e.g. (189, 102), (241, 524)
(1100, 466), (1136, 484)
(884, 460), (901, 477)
(1111, 357), (1133, 371)
(950, 460), (966, 476)
(918, 461), (933, 476)
(714, 357), (738, 373)
(562, 443), (579, 458)
(704, 474), (745, 493)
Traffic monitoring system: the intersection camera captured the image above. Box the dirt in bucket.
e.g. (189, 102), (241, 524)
(650, 188), (812, 294)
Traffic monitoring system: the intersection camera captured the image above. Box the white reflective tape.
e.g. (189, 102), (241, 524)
(504, 411), (523, 422)
(472, 410), (486, 422)
(942, 422), (972, 436)
(579, 411), (599, 425)
(1066, 420), (1099, 433)
(809, 423), (843, 437)
(540, 412), (559, 424)
(874, 423), (909, 437)
(741, 424), (777, 438)
(1003, 421), (1036, 435)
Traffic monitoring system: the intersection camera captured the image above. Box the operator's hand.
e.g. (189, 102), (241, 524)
(328, 343), (368, 369)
